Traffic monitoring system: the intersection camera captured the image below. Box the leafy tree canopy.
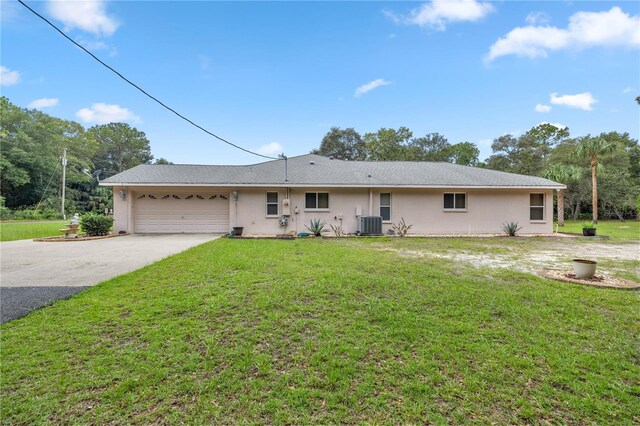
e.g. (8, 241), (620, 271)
(311, 127), (366, 160)
(89, 122), (153, 178)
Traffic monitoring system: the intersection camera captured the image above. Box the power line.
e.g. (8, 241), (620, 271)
(35, 160), (60, 212)
(17, 0), (279, 161)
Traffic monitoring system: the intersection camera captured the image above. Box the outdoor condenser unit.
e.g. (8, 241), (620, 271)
(357, 216), (383, 235)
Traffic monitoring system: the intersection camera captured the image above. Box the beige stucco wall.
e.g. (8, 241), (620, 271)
(371, 188), (553, 234)
(111, 186), (554, 235)
(111, 186), (130, 234)
(234, 187), (371, 235)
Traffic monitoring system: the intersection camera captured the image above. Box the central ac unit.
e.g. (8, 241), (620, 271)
(357, 216), (383, 235)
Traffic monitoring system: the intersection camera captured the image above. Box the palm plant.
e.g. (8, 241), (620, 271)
(575, 137), (616, 224)
(542, 164), (580, 227)
(501, 221), (522, 236)
(305, 218), (326, 236)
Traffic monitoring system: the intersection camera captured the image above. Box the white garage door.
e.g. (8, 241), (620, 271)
(134, 192), (229, 233)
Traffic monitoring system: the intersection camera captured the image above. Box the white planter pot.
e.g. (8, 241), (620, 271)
(572, 259), (597, 279)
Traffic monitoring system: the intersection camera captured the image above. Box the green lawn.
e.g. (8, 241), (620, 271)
(0, 220), (67, 242)
(1, 238), (638, 424)
(557, 219), (640, 241)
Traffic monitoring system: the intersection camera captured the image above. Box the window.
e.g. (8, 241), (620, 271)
(266, 192), (278, 216)
(305, 192), (329, 210)
(530, 193), (545, 221)
(380, 193), (391, 221)
(443, 193), (466, 210)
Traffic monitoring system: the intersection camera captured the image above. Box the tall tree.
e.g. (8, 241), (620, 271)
(524, 123), (570, 147)
(487, 124), (569, 176)
(0, 97), (97, 210)
(364, 127), (413, 161)
(312, 127), (366, 160)
(154, 157), (173, 165)
(594, 132), (640, 220)
(542, 164), (580, 226)
(406, 133), (450, 161)
(89, 123), (153, 178)
(447, 142), (480, 166)
(575, 136), (616, 224)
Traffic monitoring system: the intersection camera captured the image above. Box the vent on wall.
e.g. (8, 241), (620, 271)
(357, 216), (383, 235)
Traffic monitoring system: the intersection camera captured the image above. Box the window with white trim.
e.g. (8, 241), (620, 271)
(305, 192), (329, 210)
(530, 193), (545, 221)
(380, 193), (391, 221)
(443, 193), (466, 210)
(266, 192), (278, 216)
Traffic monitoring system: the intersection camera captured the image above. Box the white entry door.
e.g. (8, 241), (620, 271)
(134, 192), (229, 233)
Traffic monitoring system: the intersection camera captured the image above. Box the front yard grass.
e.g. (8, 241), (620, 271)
(0, 220), (67, 242)
(1, 238), (638, 424)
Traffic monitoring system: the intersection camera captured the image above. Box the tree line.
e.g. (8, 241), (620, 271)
(1, 95), (638, 222)
(312, 125), (639, 222)
(0, 97), (169, 218)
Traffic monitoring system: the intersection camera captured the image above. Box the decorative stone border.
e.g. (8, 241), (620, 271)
(538, 269), (640, 290)
(34, 233), (129, 242)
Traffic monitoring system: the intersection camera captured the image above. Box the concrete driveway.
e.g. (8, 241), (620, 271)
(1, 234), (220, 323)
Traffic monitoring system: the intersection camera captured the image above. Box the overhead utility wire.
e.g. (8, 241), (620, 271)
(17, 0), (279, 161)
(35, 161), (60, 211)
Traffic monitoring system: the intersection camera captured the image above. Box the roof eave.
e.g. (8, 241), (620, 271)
(100, 182), (565, 190)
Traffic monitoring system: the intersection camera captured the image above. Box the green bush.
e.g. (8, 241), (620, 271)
(2, 208), (61, 220)
(80, 213), (114, 236)
(0, 196), (11, 220)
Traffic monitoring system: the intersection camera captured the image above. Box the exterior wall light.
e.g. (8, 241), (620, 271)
(232, 191), (239, 201)
(119, 190), (126, 201)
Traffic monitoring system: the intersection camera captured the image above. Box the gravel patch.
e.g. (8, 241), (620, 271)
(378, 240), (639, 276)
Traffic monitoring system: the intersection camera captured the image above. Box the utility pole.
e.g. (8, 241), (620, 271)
(61, 148), (67, 220)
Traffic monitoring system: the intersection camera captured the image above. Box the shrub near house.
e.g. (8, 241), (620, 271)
(80, 213), (114, 236)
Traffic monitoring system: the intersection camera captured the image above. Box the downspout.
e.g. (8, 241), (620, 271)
(368, 188), (373, 216)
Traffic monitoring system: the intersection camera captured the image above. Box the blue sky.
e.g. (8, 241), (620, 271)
(2, 0), (639, 165)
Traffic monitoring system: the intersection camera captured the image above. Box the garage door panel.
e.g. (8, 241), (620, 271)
(134, 193), (229, 233)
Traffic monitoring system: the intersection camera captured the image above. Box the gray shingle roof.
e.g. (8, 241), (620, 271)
(101, 154), (564, 188)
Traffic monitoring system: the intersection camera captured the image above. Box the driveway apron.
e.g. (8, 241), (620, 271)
(0, 234), (219, 323)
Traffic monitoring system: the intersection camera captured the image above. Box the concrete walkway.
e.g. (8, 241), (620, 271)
(0, 234), (220, 323)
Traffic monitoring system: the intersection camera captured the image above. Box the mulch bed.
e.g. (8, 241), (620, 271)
(34, 233), (129, 242)
(538, 269), (640, 290)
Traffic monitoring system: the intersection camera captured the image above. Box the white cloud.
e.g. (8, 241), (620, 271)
(76, 103), (140, 124)
(47, 0), (119, 36)
(78, 38), (118, 56)
(487, 7), (640, 61)
(550, 92), (597, 111)
(539, 121), (567, 130)
(28, 98), (59, 109)
(0, 66), (20, 86)
(354, 79), (392, 97)
(256, 142), (283, 156)
(622, 86), (634, 93)
(525, 12), (550, 26)
(386, 0), (494, 31)
(535, 103), (552, 113)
